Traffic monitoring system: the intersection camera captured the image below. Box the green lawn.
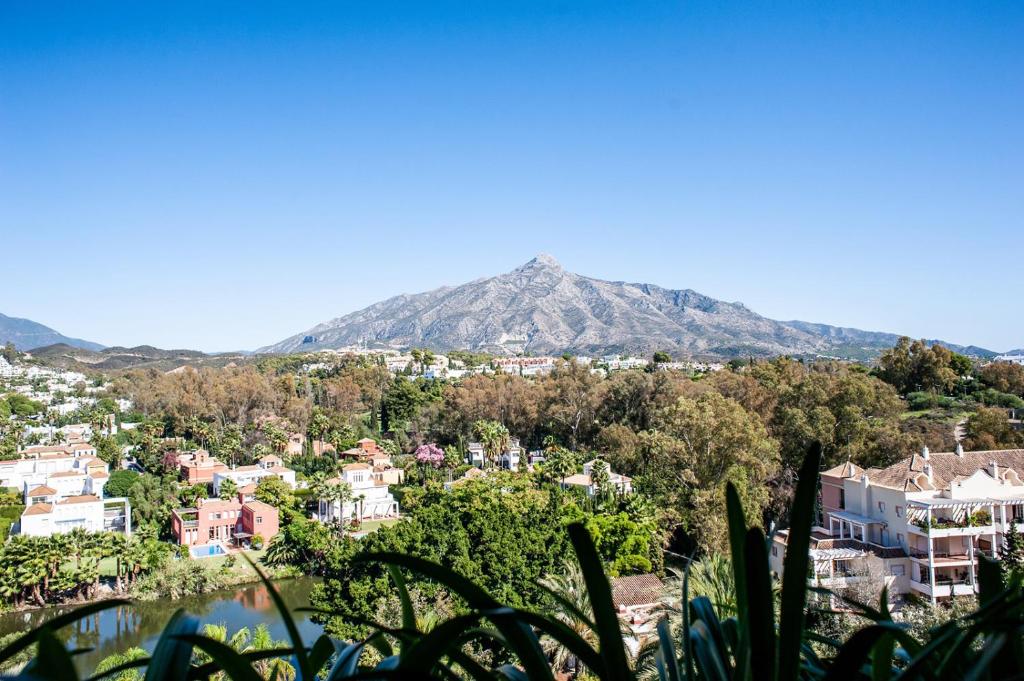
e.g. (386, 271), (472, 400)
(353, 518), (401, 534)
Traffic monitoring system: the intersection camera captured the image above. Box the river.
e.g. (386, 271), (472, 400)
(0, 577), (323, 676)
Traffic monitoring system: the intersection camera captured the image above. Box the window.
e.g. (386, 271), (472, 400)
(897, 533), (904, 545)
(838, 489), (845, 509)
(771, 545), (778, 557)
(256, 516), (263, 524)
(890, 565), (905, 577)
(878, 501), (886, 513)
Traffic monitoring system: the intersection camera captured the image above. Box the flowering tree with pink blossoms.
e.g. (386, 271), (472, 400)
(414, 443), (446, 467)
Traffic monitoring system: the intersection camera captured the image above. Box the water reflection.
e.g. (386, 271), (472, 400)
(0, 577), (322, 675)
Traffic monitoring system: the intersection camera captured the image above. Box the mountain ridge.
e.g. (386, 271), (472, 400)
(0, 313), (104, 352)
(258, 255), (999, 359)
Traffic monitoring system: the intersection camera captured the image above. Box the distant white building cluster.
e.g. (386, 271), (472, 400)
(994, 353), (1024, 366)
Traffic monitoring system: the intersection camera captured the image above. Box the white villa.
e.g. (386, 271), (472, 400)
(467, 438), (524, 471)
(561, 459), (633, 496)
(317, 462), (399, 524)
(20, 494), (132, 537)
(212, 455), (296, 497)
(770, 445), (1024, 604)
(0, 444), (110, 503)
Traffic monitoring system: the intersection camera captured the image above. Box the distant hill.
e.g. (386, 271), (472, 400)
(0, 312), (104, 352)
(29, 343), (250, 373)
(258, 254), (997, 360)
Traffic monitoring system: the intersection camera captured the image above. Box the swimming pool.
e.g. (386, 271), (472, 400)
(190, 544), (227, 559)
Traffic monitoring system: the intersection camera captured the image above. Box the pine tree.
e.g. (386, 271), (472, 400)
(1002, 520), (1024, 574)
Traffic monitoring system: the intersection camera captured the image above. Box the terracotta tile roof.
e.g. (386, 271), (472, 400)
(23, 502), (53, 516)
(90, 472), (109, 479)
(238, 483), (257, 493)
(58, 494), (101, 505)
(27, 485), (56, 496)
(562, 473), (592, 486)
(49, 470), (84, 478)
(611, 573), (665, 608)
(822, 461), (863, 479)
(865, 448), (1024, 491)
(243, 500), (275, 513)
(267, 465), (293, 474)
(342, 463), (371, 471)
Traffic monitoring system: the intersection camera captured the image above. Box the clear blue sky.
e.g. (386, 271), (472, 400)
(1, 1), (1021, 352)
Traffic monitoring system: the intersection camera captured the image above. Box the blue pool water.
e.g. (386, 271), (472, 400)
(190, 543), (227, 558)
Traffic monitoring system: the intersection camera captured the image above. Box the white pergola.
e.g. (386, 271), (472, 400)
(827, 510), (882, 542)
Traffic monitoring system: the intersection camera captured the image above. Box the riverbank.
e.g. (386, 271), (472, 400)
(0, 576), (322, 676)
(0, 548), (298, 615)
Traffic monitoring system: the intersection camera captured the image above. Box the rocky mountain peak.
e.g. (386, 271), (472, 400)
(517, 253), (563, 272)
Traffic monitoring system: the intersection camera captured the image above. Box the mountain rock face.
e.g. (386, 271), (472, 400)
(0, 313), (104, 352)
(261, 254), (986, 359)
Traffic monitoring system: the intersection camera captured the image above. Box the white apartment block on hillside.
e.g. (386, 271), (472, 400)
(771, 444), (1024, 604)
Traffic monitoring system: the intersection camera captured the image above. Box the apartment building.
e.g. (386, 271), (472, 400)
(770, 445), (1024, 604)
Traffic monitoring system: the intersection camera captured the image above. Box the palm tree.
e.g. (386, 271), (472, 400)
(218, 477), (238, 501)
(538, 561), (633, 676)
(308, 471), (331, 520)
(590, 458), (612, 501)
(473, 420), (510, 469)
(329, 481), (353, 526)
(355, 493), (367, 528)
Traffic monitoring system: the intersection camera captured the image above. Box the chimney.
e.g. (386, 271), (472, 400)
(860, 473), (870, 512)
(924, 463), (933, 481)
(990, 461), (999, 479)
(921, 445), (930, 460)
(955, 442), (964, 458)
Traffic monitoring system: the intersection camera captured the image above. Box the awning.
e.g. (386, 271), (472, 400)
(828, 510), (883, 525)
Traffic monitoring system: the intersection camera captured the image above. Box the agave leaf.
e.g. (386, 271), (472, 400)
(174, 634), (264, 681)
(725, 483), (750, 680)
(824, 622), (906, 681)
(398, 613), (483, 672)
(0, 598), (130, 666)
(870, 633), (895, 681)
(681, 553), (697, 681)
(689, 619), (731, 681)
(308, 635), (337, 676)
(505, 608), (604, 673)
(356, 551), (552, 681)
(323, 641), (365, 680)
(495, 664), (531, 681)
(777, 443), (821, 681)
(242, 554), (312, 681)
(85, 657), (151, 681)
(689, 597), (730, 673)
(189, 648), (295, 680)
(656, 617), (682, 681)
(23, 628), (79, 681)
(144, 609), (198, 681)
(387, 564), (417, 636)
(534, 577), (597, 633)
(446, 648), (499, 681)
(566, 523), (633, 680)
(743, 527), (775, 681)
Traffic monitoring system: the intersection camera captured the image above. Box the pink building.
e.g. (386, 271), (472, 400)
(171, 495), (279, 548)
(820, 460), (862, 519)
